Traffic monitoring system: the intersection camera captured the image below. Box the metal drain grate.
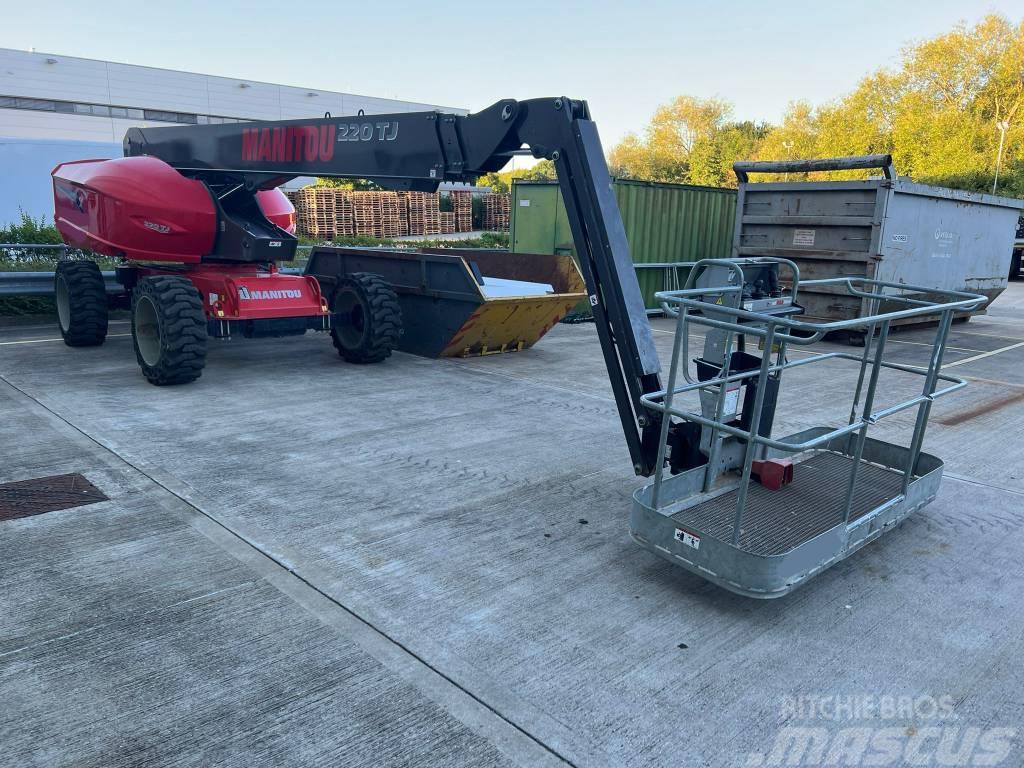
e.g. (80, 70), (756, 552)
(672, 452), (906, 556)
(0, 473), (108, 522)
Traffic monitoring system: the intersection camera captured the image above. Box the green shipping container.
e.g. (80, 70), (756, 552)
(510, 178), (737, 310)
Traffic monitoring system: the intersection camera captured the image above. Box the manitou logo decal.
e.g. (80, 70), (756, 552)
(237, 286), (303, 300)
(242, 125), (336, 163)
(241, 120), (401, 163)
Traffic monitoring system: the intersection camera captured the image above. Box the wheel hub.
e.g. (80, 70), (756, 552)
(55, 276), (70, 331)
(134, 295), (162, 367)
(334, 290), (367, 349)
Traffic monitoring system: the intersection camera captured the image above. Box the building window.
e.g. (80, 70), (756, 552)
(143, 109), (198, 124)
(0, 95), (245, 126)
(15, 97), (56, 111)
(143, 109), (175, 122)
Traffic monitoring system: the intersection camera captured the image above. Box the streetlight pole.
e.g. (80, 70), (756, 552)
(782, 141), (794, 181)
(994, 120), (1010, 195)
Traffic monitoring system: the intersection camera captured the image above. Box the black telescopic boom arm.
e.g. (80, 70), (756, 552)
(125, 97), (666, 474)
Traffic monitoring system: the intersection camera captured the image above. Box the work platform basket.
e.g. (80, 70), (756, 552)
(630, 258), (985, 598)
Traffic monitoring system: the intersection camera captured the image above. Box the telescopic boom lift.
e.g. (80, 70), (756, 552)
(52, 97), (668, 475)
(52, 98), (979, 598)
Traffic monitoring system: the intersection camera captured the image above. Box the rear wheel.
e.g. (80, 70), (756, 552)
(330, 273), (401, 363)
(131, 276), (208, 385)
(55, 260), (108, 347)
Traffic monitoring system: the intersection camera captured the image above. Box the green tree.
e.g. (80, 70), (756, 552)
(608, 96), (767, 187)
(314, 177), (379, 190)
(754, 15), (1024, 190)
(609, 15), (1024, 193)
(476, 159), (556, 193)
(0, 211), (62, 244)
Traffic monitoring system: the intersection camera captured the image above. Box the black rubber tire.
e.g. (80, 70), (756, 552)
(55, 260), (108, 347)
(131, 276), (208, 386)
(330, 272), (401, 364)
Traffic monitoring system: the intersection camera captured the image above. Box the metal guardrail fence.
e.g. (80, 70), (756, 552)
(0, 244), (315, 297)
(1, 243), (696, 301)
(0, 243), (75, 251)
(0, 271), (121, 296)
(1, 243), (86, 297)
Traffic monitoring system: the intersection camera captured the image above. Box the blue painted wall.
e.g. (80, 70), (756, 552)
(1, 138), (119, 228)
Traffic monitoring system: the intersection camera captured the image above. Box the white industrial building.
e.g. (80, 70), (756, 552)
(0, 47), (464, 226)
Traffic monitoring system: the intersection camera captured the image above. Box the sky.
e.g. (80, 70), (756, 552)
(3, 0), (1024, 155)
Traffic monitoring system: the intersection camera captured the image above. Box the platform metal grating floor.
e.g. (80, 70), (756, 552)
(671, 452), (907, 556)
(0, 473), (108, 522)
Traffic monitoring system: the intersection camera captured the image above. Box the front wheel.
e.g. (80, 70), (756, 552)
(131, 276), (208, 385)
(330, 273), (402, 363)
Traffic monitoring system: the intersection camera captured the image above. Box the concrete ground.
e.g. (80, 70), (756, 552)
(1, 281), (1023, 767)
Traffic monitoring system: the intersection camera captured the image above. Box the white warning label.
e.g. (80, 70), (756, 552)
(793, 229), (816, 246)
(724, 385), (741, 418)
(674, 528), (701, 550)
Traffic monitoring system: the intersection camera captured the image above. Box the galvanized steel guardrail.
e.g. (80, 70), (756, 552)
(0, 244), (314, 297)
(1, 243), (92, 296)
(2, 243), (696, 301)
(0, 271), (122, 296)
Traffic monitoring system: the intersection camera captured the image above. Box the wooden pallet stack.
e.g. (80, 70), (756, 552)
(482, 193), (510, 231)
(378, 192), (402, 239)
(396, 192), (410, 236)
(289, 186), (453, 240)
(405, 191), (441, 236)
(424, 193), (441, 235)
(449, 191), (473, 232)
(334, 190), (355, 237)
(290, 187), (339, 239)
(352, 192), (383, 237)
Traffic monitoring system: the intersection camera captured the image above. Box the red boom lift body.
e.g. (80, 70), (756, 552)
(52, 156), (329, 335)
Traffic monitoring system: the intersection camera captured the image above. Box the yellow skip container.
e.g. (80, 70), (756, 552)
(304, 247), (587, 358)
